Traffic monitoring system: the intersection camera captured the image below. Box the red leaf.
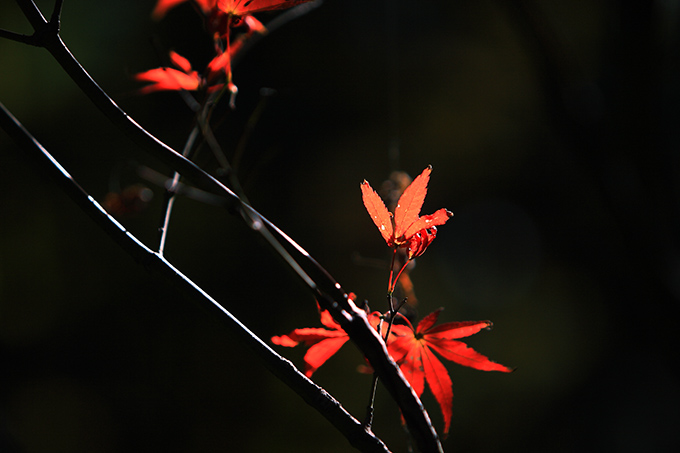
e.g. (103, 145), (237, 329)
(169, 50), (193, 73)
(427, 320), (493, 340)
(134, 67), (201, 94)
(271, 296), (373, 377)
(319, 308), (342, 330)
(394, 165), (431, 240)
(270, 335), (298, 347)
(428, 341), (513, 372)
(387, 310), (512, 435)
(416, 308), (442, 333)
(217, 0), (314, 15)
(397, 341), (425, 397)
(406, 226), (437, 260)
(361, 165), (452, 259)
(271, 327), (345, 346)
(361, 180), (393, 245)
(303, 336), (350, 377)
(421, 347), (453, 436)
(152, 0), (191, 19)
(403, 208), (453, 241)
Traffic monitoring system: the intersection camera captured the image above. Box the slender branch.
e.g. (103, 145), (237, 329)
(49, 0), (64, 28)
(0, 28), (35, 45)
(364, 316), (384, 428)
(158, 125), (200, 255)
(4, 5), (443, 451)
(136, 165), (225, 206)
(0, 101), (390, 453)
(15, 0), (47, 30)
(232, 89), (273, 174)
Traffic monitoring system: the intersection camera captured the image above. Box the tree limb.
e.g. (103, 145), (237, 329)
(0, 101), (391, 453)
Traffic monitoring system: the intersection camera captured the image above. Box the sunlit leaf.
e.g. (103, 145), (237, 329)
(361, 180), (393, 245)
(361, 166), (452, 259)
(387, 310), (513, 436)
(394, 166), (431, 240)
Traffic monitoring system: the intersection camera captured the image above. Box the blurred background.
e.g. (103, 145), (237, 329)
(2, 0), (679, 451)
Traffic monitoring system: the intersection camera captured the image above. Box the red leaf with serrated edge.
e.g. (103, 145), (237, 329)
(387, 310), (513, 436)
(428, 341), (513, 372)
(403, 208), (453, 241)
(271, 295), (387, 377)
(361, 166), (452, 259)
(394, 165), (431, 240)
(361, 180), (394, 245)
(427, 320), (493, 339)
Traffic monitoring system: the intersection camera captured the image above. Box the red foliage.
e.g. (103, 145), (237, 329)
(273, 306), (512, 436)
(388, 310), (513, 436)
(271, 294), (382, 377)
(361, 166), (453, 260)
(134, 51), (203, 94)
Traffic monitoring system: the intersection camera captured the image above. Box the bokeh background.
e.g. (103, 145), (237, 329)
(2, 0), (680, 451)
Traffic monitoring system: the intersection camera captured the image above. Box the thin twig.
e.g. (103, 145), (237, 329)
(158, 125), (200, 255)
(364, 316), (384, 428)
(0, 28), (35, 44)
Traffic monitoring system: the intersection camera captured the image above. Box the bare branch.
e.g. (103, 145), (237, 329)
(0, 101), (391, 453)
(0, 28), (35, 45)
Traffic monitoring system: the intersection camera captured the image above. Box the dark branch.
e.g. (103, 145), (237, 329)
(15, 0), (47, 30)
(0, 101), (391, 453)
(0, 28), (36, 45)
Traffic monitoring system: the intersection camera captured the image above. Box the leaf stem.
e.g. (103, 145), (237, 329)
(391, 260), (410, 295)
(387, 248), (397, 297)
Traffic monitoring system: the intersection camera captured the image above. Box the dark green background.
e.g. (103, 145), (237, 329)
(2, 1), (679, 451)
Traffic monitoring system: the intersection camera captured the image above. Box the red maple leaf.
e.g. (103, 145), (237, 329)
(134, 51), (241, 95)
(134, 51), (203, 94)
(271, 295), (382, 377)
(387, 309), (513, 436)
(271, 306), (350, 377)
(361, 165), (453, 260)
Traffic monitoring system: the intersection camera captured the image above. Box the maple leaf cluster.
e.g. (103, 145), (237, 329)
(272, 302), (512, 436)
(272, 166), (512, 436)
(135, 1), (314, 97)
